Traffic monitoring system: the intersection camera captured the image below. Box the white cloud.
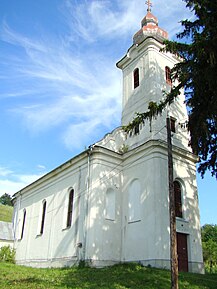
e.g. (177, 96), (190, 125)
(0, 179), (23, 196)
(64, 0), (145, 43)
(0, 165), (46, 197)
(0, 167), (13, 177)
(0, 172), (45, 197)
(154, 0), (193, 38)
(2, 18), (122, 146)
(1, 21), (47, 53)
(37, 165), (46, 170)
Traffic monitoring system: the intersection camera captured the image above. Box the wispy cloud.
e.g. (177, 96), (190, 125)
(0, 167), (13, 177)
(63, 0), (192, 43)
(1, 3), (123, 149)
(0, 166), (45, 196)
(64, 0), (146, 43)
(37, 165), (46, 170)
(1, 21), (47, 52)
(154, 0), (193, 38)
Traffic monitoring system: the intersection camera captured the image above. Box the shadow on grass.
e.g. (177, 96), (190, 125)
(1, 262), (217, 289)
(60, 263), (217, 289)
(60, 263), (171, 289)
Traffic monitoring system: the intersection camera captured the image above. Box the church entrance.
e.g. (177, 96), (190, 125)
(177, 233), (189, 272)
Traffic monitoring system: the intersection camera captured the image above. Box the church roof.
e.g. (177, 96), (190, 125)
(141, 11), (158, 27)
(133, 2), (168, 45)
(0, 221), (14, 241)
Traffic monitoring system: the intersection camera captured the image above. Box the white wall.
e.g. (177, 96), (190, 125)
(0, 239), (14, 248)
(13, 153), (88, 267)
(85, 149), (122, 266)
(121, 142), (170, 267)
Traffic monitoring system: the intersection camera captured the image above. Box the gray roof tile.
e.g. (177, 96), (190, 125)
(0, 221), (14, 241)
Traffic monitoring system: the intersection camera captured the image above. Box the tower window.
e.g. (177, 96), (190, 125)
(170, 118), (176, 133)
(67, 189), (74, 228)
(40, 200), (46, 235)
(133, 68), (139, 89)
(174, 181), (183, 218)
(134, 123), (140, 135)
(165, 66), (172, 85)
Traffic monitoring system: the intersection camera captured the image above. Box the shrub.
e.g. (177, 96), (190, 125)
(204, 261), (217, 274)
(0, 246), (16, 263)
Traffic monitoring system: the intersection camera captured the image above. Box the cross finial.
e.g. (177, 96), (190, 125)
(145, 0), (152, 12)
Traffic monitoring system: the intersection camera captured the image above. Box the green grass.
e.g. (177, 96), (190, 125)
(0, 262), (216, 289)
(0, 204), (13, 222)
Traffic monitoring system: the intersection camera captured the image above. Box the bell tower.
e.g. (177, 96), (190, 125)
(115, 2), (204, 274)
(116, 1), (190, 151)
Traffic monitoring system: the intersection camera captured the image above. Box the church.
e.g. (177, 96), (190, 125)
(12, 3), (204, 274)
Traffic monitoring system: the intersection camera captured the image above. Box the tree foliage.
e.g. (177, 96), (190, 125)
(201, 224), (217, 243)
(201, 224), (217, 273)
(124, 0), (217, 178)
(0, 193), (13, 206)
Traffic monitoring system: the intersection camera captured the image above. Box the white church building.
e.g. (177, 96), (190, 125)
(12, 5), (204, 273)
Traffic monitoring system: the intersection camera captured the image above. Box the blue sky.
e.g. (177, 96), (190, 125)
(0, 0), (216, 226)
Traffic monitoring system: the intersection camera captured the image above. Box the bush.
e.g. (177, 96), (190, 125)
(205, 261), (217, 274)
(0, 246), (16, 263)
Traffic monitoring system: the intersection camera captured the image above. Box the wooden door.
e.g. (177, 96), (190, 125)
(177, 233), (188, 272)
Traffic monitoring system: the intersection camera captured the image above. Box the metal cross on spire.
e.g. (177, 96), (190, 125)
(145, 0), (152, 12)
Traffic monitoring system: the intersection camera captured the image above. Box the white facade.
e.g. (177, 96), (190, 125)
(12, 9), (204, 273)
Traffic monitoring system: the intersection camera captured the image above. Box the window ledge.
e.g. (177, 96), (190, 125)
(176, 217), (189, 223)
(105, 218), (115, 222)
(62, 226), (71, 231)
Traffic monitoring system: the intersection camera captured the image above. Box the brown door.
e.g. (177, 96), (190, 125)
(177, 233), (188, 272)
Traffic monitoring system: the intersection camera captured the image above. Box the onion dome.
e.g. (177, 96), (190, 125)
(133, 1), (168, 45)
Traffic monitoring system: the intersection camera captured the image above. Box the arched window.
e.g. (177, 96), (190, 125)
(40, 200), (46, 235)
(165, 66), (172, 85)
(174, 181), (182, 218)
(133, 68), (139, 89)
(20, 209), (26, 240)
(105, 188), (115, 220)
(67, 189), (74, 227)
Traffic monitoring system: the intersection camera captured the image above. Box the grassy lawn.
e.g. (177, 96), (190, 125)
(0, 262), (216, 289)
(0, 204), (13, 222)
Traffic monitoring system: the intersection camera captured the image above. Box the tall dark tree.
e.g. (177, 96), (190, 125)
(202, 224), (217, 243)
(124, 0), (217, 178)
(201, 224), (217, 272)
(0, 193), (13, 206)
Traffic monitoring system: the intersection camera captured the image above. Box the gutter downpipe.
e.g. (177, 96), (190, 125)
(13, 192), (22, 242)
(82, 145), (94, 262)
